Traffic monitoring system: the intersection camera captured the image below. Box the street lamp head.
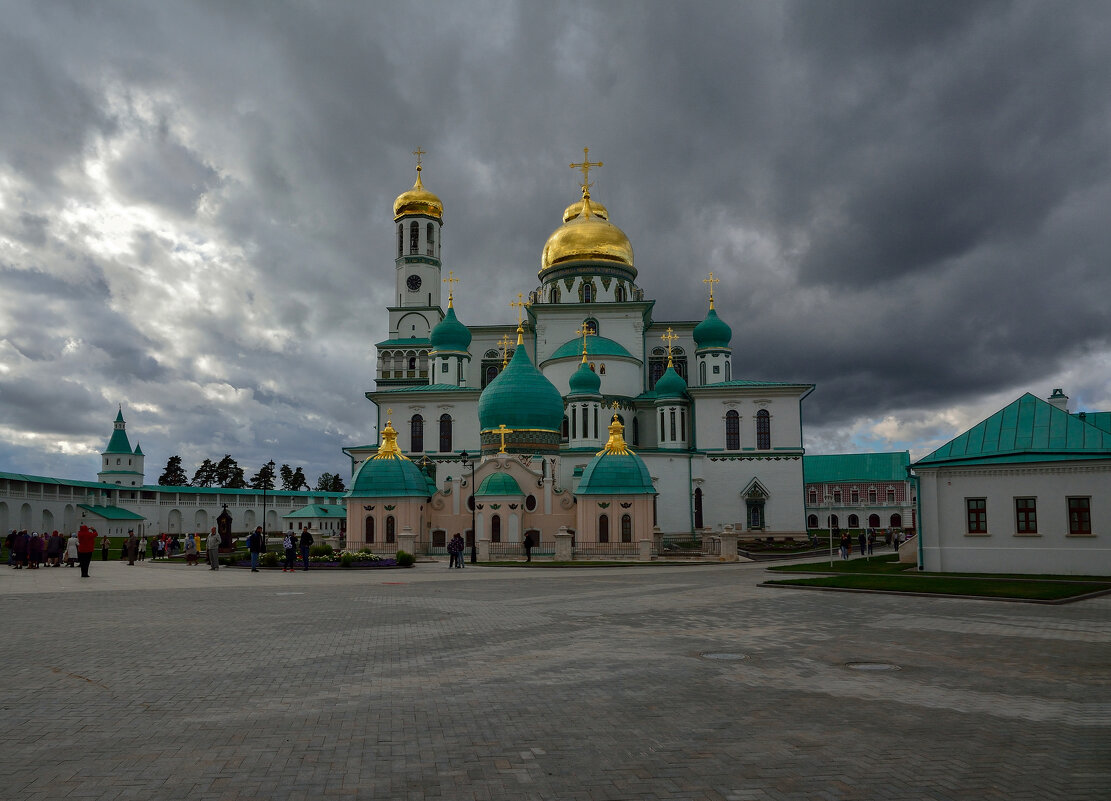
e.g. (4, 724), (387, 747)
(459, 450), (469, 463)
(267, 459), (275, 470)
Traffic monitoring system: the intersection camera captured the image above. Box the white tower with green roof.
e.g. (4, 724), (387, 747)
(97, 407), (145, 487)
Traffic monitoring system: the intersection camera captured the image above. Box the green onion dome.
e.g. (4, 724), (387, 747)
(693, 307), (732, 350)
(576, 416), (657, 496)
(476, 472), (524, 496)
(346, 418), (430, 498)
(478, 329), (564, 432)
(653, 364), (688, 401)
(568, 359), (602, 396)
(429, 303), (471, 353)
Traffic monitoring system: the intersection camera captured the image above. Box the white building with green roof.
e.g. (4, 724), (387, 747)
(347, 154), (816, 548)
(912, 390), (1111, 575)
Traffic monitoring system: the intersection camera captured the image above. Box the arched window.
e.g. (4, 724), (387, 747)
(385, 515), (396, 543)
(669, 409), (676, 441)
(621, 514), (632, 543)
(439, 414), (452, 452)
(426, 223), (435, 256)
(582, 283), (593, 303)
(756, 409), (771, 450)
(632, 416), (639, 445)
(561, 415), (569, 441)
(693, 488), (703, 529)
(614, 285), (625, 302)
(410, 414), (424, 452)
(397, 224), (403, 257)
(848, 514), (859, 528)
(890, 513), (902, 528)
(484, 365), (499, 386)
(525, 495), (536, 512)
(409, 221), (419, 254)
(582, 319), (598, 335)
(700, 362), (707, 385)
(725, 410), (740, 450)
(807, 514), (818, 528)
(551, 286), (560, 303)
(365, 517), (375, 543)
(491, 514), (501, 543)
(829, 514), (839, 528)
(598, 514), (609, 543)
(868, 513), (880, 528)
(408, 356), (417, 370)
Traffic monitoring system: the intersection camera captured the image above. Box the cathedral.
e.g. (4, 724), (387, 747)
(342, 150), (814, 553)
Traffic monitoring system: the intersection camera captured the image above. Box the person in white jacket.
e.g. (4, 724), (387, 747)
(206, 527), (222, 571)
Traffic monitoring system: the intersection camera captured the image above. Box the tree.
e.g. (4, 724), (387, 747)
(290, 466), (309, 491)
(157, 455), (189, 486)
(279, 463), (294, 490)
(249, 461), (276, 491)
(215, 455), (246, 489)
(315, 472), (346, 492)
(192, 458), (218, 487)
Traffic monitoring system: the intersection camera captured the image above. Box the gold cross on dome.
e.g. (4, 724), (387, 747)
(569, 147), (603, 196)
(576, 324), (591, 355)
(498, 334), (512, 367)
(703, 272), (720, 309)
(412, 147), (426, 168)
(385, 408), (393, 422)
(610, 400), (620, 410)
(495, 423), (511, 453)
(661, 327), (678, 367)
(443, 270), (458, 305)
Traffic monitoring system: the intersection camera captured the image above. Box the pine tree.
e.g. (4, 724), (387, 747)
(315, 472), (346, 492)
(279, 464), (295, 490)
(249, 461), (276, 491)
(157, 455), (190, 486)
(290, 466), (309, 491)
(215, 455), (246, 489)
(192, 458), (218, 487)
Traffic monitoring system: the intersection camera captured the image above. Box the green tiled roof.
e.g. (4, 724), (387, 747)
(476, 472), (524, 496)
(78, 504), (146, 520)
(375, 337), (432, 348)
(1077, 411), (1111, 435)
(576, 451), (657, 495)
(915, 393), (1111, 468)
(478, 342), (564, 432)
(374, 384), (479, 394)
(430, 305), (471, 353)
(804, 452), (910, 484)
(568, 360), (602, 396)
(693, 307), (732, 349)
(346, 454), (429, 498)
(548, 335), (636, 361)
(104, 427), (133, 455)
(284, 504), (346, 519)
(653, 365), (688, 400)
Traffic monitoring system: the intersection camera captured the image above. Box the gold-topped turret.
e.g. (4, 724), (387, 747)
(598, 406), (634, 456)
(393, 148), (444, 221)
(372, 409), (410, 460)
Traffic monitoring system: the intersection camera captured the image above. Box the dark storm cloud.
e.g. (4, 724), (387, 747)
(1, 0), (1109, 480)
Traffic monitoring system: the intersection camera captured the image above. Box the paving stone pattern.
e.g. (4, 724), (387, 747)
(2, 561), (1109, 800)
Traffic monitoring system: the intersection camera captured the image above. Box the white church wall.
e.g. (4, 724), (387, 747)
(542, 359), (642, 398)
(693, 456), (807, 534)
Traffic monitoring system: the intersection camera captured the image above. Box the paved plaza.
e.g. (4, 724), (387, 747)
(1, 559), (1109, 800)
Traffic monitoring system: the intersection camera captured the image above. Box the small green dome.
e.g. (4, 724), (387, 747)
(430, 305), (471, 353)
(548, 335), (635, 361)
(345, 419), (429, 498)
(478, 335), (564, 432)
(693, 307), (732, 349)
(568, 360), (601, 396)
(476, 472), (524, 496)
(653, 365), (687, 400)
(576, 416), (656, 496)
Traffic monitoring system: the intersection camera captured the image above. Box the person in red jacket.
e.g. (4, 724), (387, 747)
(77, 525), (97, 578)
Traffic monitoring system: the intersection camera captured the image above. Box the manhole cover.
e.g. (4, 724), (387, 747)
(846, 662), (900, 671)
(701, 652), (746, 661)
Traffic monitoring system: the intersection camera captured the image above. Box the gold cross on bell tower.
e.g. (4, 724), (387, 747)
(570, 147), (603, 197)
(509, 293), (529, 344)
(444, 270), (458, 307)
(494, 423), (511, 454)
(661, 327), (679, 367)
(703, 272), (720, 310)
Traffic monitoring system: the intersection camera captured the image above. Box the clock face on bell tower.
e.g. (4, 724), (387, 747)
(406, 274), (422, 291)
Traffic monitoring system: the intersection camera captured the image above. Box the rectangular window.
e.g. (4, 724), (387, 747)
(1015, 498), (1037, 533)
(1068, 497), (1092, 535)
(850, 489), (859, 504)
(967, 498), (987, 534)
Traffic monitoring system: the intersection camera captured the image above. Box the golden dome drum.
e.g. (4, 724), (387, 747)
(541, 195), (634, 275)
(393, 169), (443, 221)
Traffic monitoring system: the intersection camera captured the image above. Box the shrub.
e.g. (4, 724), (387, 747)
(261, 551), (280, 567)
(396, 550), (415, 567)
(339, 552), (355, 568)
(309, 543), (334, 558)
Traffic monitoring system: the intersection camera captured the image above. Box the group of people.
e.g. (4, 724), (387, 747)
(6, 526), (98, 576)
(446, 533), (467, 568)
(277, 527), (314, 572)
(835, 527), (904, 560)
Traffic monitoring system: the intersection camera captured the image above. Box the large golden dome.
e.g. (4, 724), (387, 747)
(541, 193), (634, 274)
(562, 198), (608, 222)
(393, 167), (443, 221)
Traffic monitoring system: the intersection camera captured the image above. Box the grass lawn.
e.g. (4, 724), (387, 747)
(476, 560), (703, 568)
(763, 573), (1111, 601)
(769, 554), (1111, 582)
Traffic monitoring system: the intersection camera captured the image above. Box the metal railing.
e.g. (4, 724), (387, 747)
(572, 542), (639, 558)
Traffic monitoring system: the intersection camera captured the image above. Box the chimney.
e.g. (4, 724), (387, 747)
(1047, 388), (1069, 411)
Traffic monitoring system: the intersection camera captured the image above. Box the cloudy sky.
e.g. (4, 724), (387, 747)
(1, 0), (1110, 485)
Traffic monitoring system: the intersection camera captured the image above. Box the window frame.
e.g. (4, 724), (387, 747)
(966, 498), (988, 534)
(1067, 497), (1092, 536)
(1014, 497), (1038, 535)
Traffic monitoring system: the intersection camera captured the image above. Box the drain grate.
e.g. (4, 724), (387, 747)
(846, 662), (900, 671)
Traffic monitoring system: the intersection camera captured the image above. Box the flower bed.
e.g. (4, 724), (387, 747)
(238, 550), (404, 569)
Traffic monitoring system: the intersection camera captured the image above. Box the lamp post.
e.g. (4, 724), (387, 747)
(459, 450), (477, 563)
(262, 458), (275, 553)
(826, 494), (834, 567)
